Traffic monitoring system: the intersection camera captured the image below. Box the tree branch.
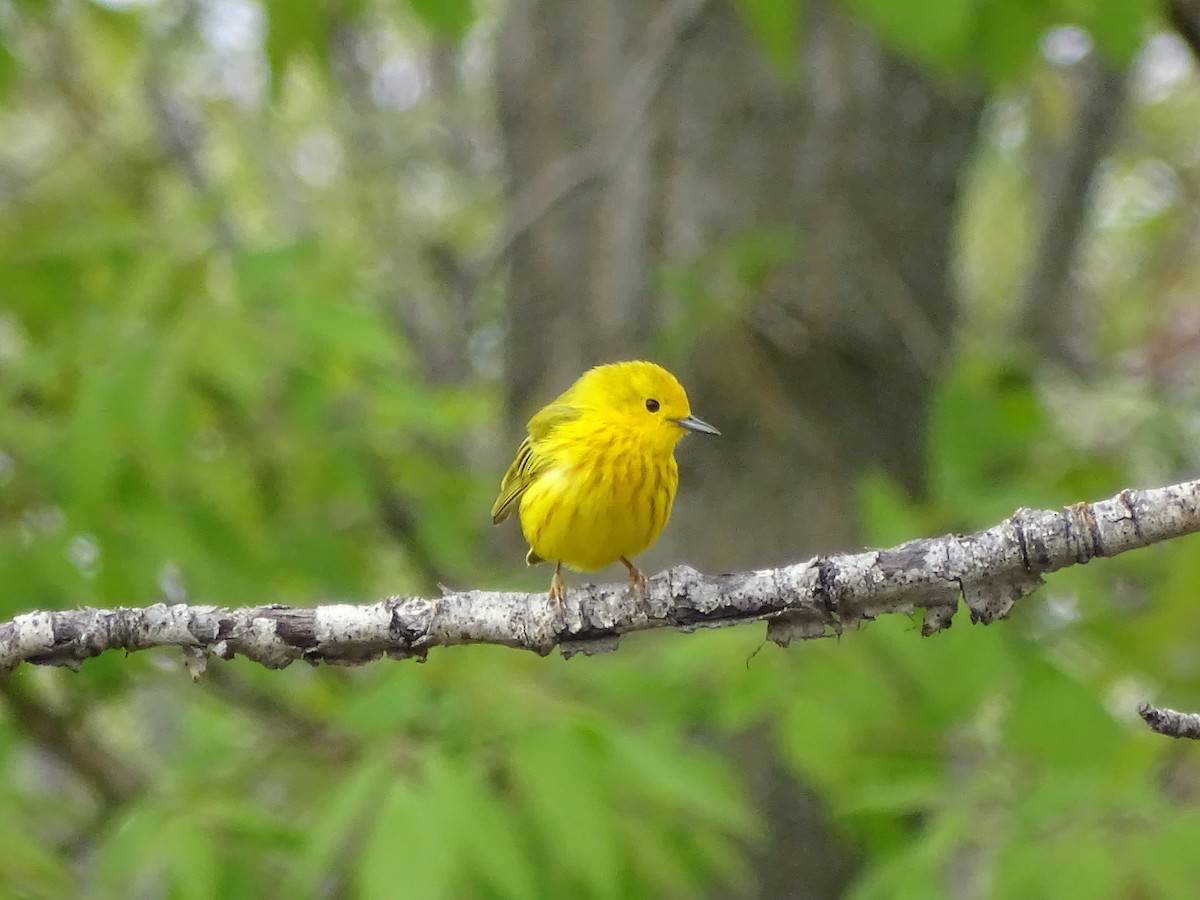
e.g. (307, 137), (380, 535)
(1167, 0), (1200, 63)
(2, 481), (1199, 676)
(1139, 702), (1200, 739)
(0, 679), (144, 801)
(488, 0), (711, 271)
(1018, 54), (1127, 366)
(142, 54), (241, 255)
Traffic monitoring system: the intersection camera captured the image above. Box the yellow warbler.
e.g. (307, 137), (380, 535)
(492, 360), (719, 603)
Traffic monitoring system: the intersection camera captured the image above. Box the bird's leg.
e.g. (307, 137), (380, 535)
(548, 561), (566, 606)
(620, 557), (647, 595)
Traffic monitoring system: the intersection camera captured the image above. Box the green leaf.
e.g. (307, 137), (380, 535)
(407, 0), (476, 41)
(263, 0), (328, 90)
(734, 0), (803, 80)
(778, 688), (866, 788)
(333, 671), (433, 739)
(855, 469), (930, 547)
(995, 825), (1123, 899)
(163, 815), (219, 900)
(1075, 0), (1155, 62)
(679, 824), (753, 890)
(1139, 809), (1200, 895)
(607, 727), (756, 836)
(0, 811), (76, 896)
(845, 0), (974, 71)
(426, 753), (538, 899)
(507, 724), (620, 896)
(974, 0), (1055, 83)
(0, 33), (17, 101)
(619, 814), (713, 895)
(927, 352), (1047, 523)
(84, 0), (147, 76)
(8, 0), (48, 12)
(844, 830), (951, 900)
(95, 802), (166, 895)
(1004, 658), (1123, 770)
(358, 776), (457, 900)
(294, 754), (394, 894)
(837, 773), (943, 817)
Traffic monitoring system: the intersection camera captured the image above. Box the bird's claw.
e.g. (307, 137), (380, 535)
(549, 565), (567, 607)
(629, 570), (647, 596)
(620, 556), (647, 598)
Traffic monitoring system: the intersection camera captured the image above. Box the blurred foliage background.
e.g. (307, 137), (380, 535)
(3, 0), (1200, 897)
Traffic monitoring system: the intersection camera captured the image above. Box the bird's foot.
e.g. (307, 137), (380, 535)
(620, 557), (647, 597)
(548, 563), (567, 607)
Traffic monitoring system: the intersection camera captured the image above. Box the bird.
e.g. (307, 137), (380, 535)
(491, 360), (719, 604)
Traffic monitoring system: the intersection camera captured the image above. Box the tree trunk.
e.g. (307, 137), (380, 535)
(496, 0), (984, 894)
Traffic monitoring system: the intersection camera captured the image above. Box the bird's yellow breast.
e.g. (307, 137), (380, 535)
(517, 433), (679, 572)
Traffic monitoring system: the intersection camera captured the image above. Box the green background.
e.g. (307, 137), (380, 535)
(3, 0), (1200, 897)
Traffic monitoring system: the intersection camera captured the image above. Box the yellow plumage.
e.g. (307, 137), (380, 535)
(492, 360), (719, 603)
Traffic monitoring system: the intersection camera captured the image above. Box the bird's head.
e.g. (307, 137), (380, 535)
(572, 360), (719, 454)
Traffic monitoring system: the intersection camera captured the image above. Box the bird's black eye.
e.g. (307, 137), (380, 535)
(645, 398), (660, 413)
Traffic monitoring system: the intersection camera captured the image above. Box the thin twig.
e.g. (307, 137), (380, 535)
(1018, 54), (1128, 364)
(364, 452), (451, 591)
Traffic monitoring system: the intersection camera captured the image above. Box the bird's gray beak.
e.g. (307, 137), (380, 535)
(674, 414), (720, 435)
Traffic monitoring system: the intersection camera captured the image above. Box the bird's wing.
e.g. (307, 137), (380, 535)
(490, 402), (579, 524)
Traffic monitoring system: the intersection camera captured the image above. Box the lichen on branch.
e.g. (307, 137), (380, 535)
(2, 482), (1199, 696)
